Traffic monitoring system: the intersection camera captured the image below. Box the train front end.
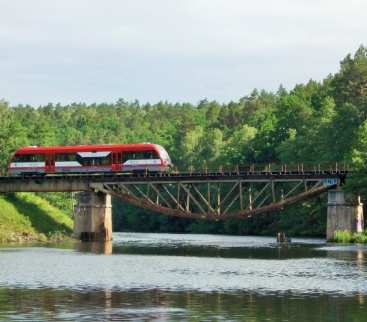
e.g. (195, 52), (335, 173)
(155, 144), (173, 172)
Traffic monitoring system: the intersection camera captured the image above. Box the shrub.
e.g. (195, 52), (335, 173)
(333, 230), (353, 243)
(352, 232), (367, 243)
(333, 230), (367, 243)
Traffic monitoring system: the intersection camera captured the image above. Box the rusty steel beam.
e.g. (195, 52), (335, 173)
(90, 180), (335, 220)
(0, 171), (345, 220)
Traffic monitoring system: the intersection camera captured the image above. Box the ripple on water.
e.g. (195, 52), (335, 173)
(0, 238), (366, 295)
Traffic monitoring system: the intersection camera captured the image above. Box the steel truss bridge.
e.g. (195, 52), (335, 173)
(0, 167), (348, 220)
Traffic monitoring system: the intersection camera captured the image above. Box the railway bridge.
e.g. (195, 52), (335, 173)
(0, 166), (363, 241)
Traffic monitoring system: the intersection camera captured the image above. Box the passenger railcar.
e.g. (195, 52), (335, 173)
(8, 143), (172, 175)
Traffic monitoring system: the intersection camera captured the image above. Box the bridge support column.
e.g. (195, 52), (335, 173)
(73, 192), (112, 242)
(327, 190), (363, 241)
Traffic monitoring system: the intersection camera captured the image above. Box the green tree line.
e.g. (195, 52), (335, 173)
(1, 46), (367, 236)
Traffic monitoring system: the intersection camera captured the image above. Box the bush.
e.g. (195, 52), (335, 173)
(333, 230), (367, 243)
(333, 230), (353, 243)
(352, 232), (367, 243)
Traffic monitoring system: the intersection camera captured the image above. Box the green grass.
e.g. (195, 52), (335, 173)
(0, 193), (73, 243)
(333, 230), (367, 243)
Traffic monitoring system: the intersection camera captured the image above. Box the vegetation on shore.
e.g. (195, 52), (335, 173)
(332, 230), (367, 243)
(1, 46), (367, 238)
(0, 193), (73, 243)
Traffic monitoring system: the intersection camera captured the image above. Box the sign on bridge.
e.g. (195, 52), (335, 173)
(323, 178), (338, 186)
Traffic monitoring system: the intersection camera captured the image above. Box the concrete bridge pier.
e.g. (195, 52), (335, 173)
(73, 192), (113, 242)
(327, 190), (364, 241)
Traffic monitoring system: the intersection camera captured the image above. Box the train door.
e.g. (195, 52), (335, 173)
(112, 152), (122, 172)
(45, 154), (55, 173)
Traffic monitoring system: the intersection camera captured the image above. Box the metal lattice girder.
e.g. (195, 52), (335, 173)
(91, 177), (335, 220)
(0, 169), (345, 219)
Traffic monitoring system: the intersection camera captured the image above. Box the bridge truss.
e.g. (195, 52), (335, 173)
(0, 170), (346, 220)
(90, 172), (344, 220)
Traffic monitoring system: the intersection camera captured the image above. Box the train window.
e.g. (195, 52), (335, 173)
(122, 152), (131, 162)
(14, 155), (24, 162)
(80, 157), (92, 166)
(143, 151), (159, 159)
(93, 155), (111, 166)
(55, 153), (77, 162)
(122, 150), (159, 162)
(76, 154), (111, 166)
(33, 154), (44, 162)
(133, 152), (144, 159)
(14, 154), (44, 162)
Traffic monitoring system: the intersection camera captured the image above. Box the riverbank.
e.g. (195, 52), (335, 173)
(0, 193), (73, 243)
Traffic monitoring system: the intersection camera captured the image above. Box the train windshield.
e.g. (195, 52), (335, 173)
(156, 145), (171, 163)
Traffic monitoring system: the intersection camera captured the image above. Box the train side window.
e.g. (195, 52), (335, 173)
(77, 154), (111, 166)
(33, 154), (44, 162)
(83, 159), (93, 166)
(122, 150), (159, 161)
(94, 155), (111, 166)
(14, 154), (44, 162)
(122, 152), (133, 162)
(143, 150), (159, 159)
(55, 153), (77, 162)
(104, 154), (112, 165)
(14, 155), (25, 162)
(134, 152), (144, 159)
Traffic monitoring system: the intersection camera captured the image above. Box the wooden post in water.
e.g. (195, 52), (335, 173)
(326, 190), (364, 241)
(73, 191), (113, 242)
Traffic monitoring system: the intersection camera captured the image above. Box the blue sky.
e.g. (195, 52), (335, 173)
(0, 0), (366, 106)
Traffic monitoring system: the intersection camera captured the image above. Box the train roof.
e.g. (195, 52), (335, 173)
(14, 143), (161, 154)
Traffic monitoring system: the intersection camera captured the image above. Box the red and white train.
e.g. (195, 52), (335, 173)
(8, 143), (172, 176)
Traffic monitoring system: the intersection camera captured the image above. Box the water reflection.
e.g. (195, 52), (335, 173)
(322, 245), (367, 262)
(111, 233), (326, 259)
(75, 241), (113, 255)
(0, 288), (366, 322)
(0, 233), (367, 321)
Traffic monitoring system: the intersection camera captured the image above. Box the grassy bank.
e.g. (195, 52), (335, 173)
(0, 193), (73, 243)
(332, 230), (367, 243)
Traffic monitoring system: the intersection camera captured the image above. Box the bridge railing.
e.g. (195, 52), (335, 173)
(0, 161), (351, 178)
(175, 162), (351, 175)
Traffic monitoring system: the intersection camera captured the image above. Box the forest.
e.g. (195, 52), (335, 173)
(1, 46), (367, 237)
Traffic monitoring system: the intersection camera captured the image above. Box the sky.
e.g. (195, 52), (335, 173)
(0, 0), (366, 106)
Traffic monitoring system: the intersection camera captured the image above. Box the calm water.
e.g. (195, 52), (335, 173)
(0, 233), (367, 321)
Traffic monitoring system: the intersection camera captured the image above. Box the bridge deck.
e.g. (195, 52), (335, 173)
(0, 170), (348, 193)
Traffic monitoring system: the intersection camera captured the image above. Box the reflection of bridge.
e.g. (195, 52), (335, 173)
(0, 168), (360, 241)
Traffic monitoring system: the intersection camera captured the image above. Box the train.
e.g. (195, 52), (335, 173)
(8, 143), (172, 176)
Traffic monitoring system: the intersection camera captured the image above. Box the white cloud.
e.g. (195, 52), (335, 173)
(0, 0), (366, 105)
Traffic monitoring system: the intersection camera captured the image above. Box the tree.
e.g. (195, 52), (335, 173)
(222, 125), (257, 165)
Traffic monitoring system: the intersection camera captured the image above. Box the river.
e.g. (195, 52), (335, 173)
(0, 233), (366, 321)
